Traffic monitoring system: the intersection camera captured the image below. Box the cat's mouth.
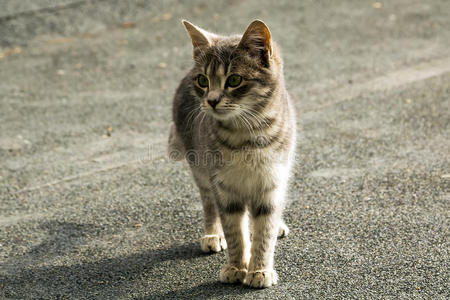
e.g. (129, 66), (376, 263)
(205, 108), (236, 120)
(212, 109), (227, 115)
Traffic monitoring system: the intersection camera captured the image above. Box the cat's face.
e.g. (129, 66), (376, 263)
(184, 20), (279, 122)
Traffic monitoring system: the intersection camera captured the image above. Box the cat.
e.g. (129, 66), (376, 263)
(168, 19), (296, 288)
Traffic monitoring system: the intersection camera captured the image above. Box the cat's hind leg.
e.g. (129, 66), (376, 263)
(198, 185), (226, 253)
(192, 171), (226, 253)
(167, 122), (185, 161)
(278, 219), (289, 238)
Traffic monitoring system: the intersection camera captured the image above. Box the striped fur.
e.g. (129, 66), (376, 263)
(169, 20), (296, 288)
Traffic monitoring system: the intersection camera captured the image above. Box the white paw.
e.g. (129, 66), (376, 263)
(244, 270), (278, 288)
(278, 221), (289, 238)
(219, 264), (247, 284)
(200, 234), (227, 253)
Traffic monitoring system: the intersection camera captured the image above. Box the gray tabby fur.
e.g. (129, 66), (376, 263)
(168, 20), (296, 288)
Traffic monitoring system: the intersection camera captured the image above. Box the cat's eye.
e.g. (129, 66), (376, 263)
(197, 75), (209, 88)
(226, 74), (243, 88)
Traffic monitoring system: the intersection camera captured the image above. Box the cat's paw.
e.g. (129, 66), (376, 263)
(200, 234), (227, 253)
(219, 265), (247, 284)
(278, 221), (289, 238)
(244, 270), (278, 288)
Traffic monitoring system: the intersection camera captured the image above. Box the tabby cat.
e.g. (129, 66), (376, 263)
(168, 19), (296, 288)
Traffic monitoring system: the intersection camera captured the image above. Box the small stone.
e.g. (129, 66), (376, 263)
(6, 161), (24, 171)
(0, 138), (23, 151)
(104, 127), (113, 137)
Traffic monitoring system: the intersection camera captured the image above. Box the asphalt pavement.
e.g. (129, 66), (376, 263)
(0, 0), (449, 299)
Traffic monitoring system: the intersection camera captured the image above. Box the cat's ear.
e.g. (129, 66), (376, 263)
(182, 20), (213, 48)
(238, 20), (273, 66)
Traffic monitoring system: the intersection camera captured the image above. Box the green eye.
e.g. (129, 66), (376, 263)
(197, 75), (209, 88)
(226, 74), (242, 88)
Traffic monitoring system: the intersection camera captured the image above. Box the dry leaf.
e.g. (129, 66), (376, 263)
(7, 47), (22, 55)
(120, 22), (137, 29)
(0, 47), (23, 59)
(161, 13), (172, 21)
(48, 37), (74, 44)
(152, 13), (172, 23)
(372, 2), (382, 8)
(81, 33), (97, 39)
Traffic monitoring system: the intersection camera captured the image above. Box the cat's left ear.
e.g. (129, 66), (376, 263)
(238, 20), (273, 66)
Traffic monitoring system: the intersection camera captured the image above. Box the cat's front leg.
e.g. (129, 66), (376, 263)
(245, 187), (285, 288)
(198, 186), (227, 253)
(217, 200), (250, 284)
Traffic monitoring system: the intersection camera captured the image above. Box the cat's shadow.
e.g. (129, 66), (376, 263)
(3, 223), (255, 299)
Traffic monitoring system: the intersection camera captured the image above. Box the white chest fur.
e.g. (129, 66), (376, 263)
(214, 149), (290, 199)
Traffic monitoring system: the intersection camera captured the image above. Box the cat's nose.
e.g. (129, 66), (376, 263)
(207, 98), (220, 109)
(208, 95), (223, 108)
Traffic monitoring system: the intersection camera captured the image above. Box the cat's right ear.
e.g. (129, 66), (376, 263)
(182, 20), (212, 49)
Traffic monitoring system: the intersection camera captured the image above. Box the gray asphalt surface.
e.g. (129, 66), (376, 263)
(0, 0), (449, 299)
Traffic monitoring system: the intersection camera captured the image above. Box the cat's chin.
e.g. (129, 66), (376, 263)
(207, 109), (237, 121)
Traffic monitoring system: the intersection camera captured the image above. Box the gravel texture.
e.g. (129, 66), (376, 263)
(0, 0), (449, 299)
